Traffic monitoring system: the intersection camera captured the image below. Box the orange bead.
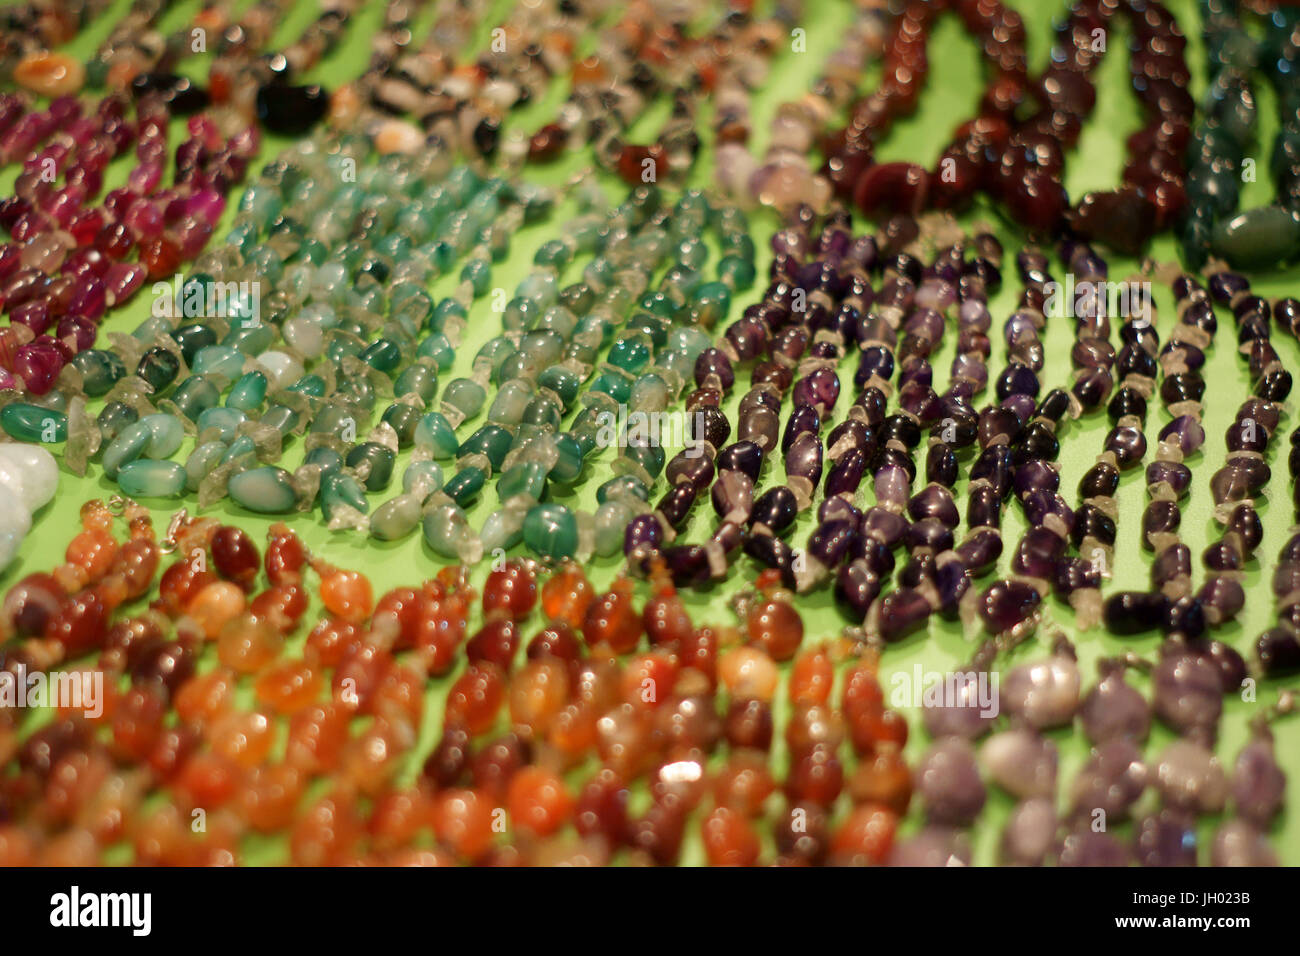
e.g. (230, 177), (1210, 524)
(264, 525), (306, 586)
(290, 792), (361, 866)
(482, 559), (538, 621)
(174, 752), (241, 809)
(64, 528), (117, 581)
(303, 616), (361, 669)
(848, 750), (913, 815)
(432, 788), (496, 861)
(239, 763), (304, 832)
(717, 646), (780, 701)
(746, 597), (803, 661)
(831, 804), (898, 865)
(508, 658), (569, 736)
(702, 806), (761, 866)
(621, 651), (678, 708)
(285, 703), (349, 773)
(790, 645), (835, 705)
(712, 752), (776, 816)
(582, 579), (643, 653)
(369, 787), (430, 852)
(540, 560), (594, 628)
(507, 766), (573, 837)
(186, 581), (247, 640)
(174, 668), (237, 726)
(210, 710), (274, 768)
(445, 664), (505, 736)
(643, 588), (694, 646)
(254, 661), (323, 715)
(156, 551), (217, 615)
(319, 568), (373, 623)
(372, 664), (425, 731)
(216, 613), (283, 673)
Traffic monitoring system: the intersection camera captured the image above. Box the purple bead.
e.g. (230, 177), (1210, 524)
(860, 506), (908, 549)
(1231, 737), (1285, 826)
(1197, 576), (1245, 623)
(878, 587), (931, 643)
(1134, 810), (1198, 867)
(807, 518), (858, 569)
(823, 448), (868, 498)
(661, 544), (711, 588)
(1158, 414), (1205, 454)
(1152, 650), (1222, 738)
(1013, 460), (1059, 497)
(710, 470), (753, 522)
(782, 404), (820, 455)
(818, 496), (861, 528)
(1208, 270), (1249, 303)
(834, 559), (881, 621)
(916, 738), (986, 825)
(1070, 738), (1148, 819)
(715, 441), (764, 482)
(1079, 666), (1150, 744)
(749, 486), (798, 533)
(1257, 626), (1300, 675)
(907, 483), (959, 527)
(623, 514), (663, 557)
(956, 528), (1002, 575)
(1151, 544), (1192, 589)
(1012, 526), (1066, 578)
(1145, 460), (1191, 497)
(693, 347), (734, 390)
(979, 579), (1041, 633)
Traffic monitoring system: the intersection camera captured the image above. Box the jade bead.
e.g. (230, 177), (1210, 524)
(288, 374), (327, 398)
(261, 404), (300, 436)
(102, 422), (150, 479)
(137, 347), (181, 393)
(393, 363), (438, 403)
(96, 402), (138, 443)
(415, 412), (459, 458)
(442, 378), (487, 420)
(430, 299), (466, 332)
(117, 460), (187, 498)
(1211, 206), (1300, 269)
(227, 371), (268, 412)
(523, 503), (578, 559)
(220, 434), (256, 465)
(1, 403), (67, 443)
(361, 338), (402, 373)
(444, 465), (486, 507)
(538, 366), (580, 409)
(402, 460), (444, 498)
(382, 403), (421, 447)
(481, 508), (524, 553)
(416, 334), (455, 371)
(488, 380), (535, 425)
(71, 350), (125, 397)
(346, 442), (395, 492)
(170, 375), (220, 421)
(597, 475), (649, 503)
(595, 499), (638, 556)
(196, 406), (246, 443)
(191, 344), (245, 379)
(139, 413), (184, 458)
(229, 466), (297, 513)
(422, 503), (477, 560)
(608, 335), (653, 374)
(370, 495), (421, 541)
(460, 424), (514, 471)
(304, 446), (344, 477)
(222, 318), (272, 355)
(321, 471), (369, 521)
(521, 395), (562, 430)
(497, 461), (547, 502)
(624, 441), (665, 478)
(548, 434), (585, 483)
(185, 441), (228, 492)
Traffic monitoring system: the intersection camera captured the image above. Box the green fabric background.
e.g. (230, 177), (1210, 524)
(3, 0), (1300, 865)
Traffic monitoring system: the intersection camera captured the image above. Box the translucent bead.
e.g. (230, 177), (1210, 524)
(229, 466), (297, 513)
(523, 503), (578, 559)
(117, 459), (187, 498)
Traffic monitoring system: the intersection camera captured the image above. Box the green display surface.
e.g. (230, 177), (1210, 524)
(3, 0), (1299, 865)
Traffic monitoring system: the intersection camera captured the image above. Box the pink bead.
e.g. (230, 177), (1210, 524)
(127, 160), (163, 195)
(62, 247), (109, 279)
(0, 369), (17, 391)
(14, 342), (64, 394)
(67, 277), (106, 320)
(57, 313), (97, 351)
(67, 207), (105, 247)
(10, 299), (52, 335)
(186, 188), (225, 224)
(123, 198), (164, 239)
(104, 262), (146, 305)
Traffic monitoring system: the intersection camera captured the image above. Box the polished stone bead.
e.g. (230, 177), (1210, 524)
(256, 83), (329, 136)
(979, 580), (1041, 633)
(0, 403), (65, 443)
(116, 459), (187, 498)
(523, 503), (577, 560)
(1103, 591), (1170, 635)
(229, 466), (297, 513)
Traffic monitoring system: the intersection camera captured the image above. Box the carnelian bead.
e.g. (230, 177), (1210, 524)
(717, 646), (779, 701)
(146, 724), (200, 780)
(372, 587), (422, 649)
(249, 582), (308, 632)
(186, 581), (247, 640)
(64, 528), (116, 581)
(285, 703), (348, 773)
(40, 750), (110, 827)
(333, 643), (392, 713)
(526, 621), (582, 666)
(466, 618), (519, 670)
(746, 597), (803, 661)
(216, 613), (283, 673)
(210, 709), (274, 769)
(547, 702), (599, 759)
(643, 588), (693, 646)
(784, 744), (844, 806)
(574, 768), (631, 845)
(842, 663), (885, 713)
(174, 752), (241, 809)
(369, 787), (430, 852)
(702, 806), (761, 866)
(44, 589), (107, 654)
(319, 568), (373, 623)
(239, 763), (304, 833)
(80, 500), (115, 534)
(372, 664), (425, 731)
(156, 552), (217, 615)
(445, 663), (505, 735)
(3, 572), (63, 637)
(848, 706), (909, 756)
(678, 626), (718, 685)
(482, 559), (538, 621)
(628, 800), (687, 865)
(422, 727), (472, 791)
(290, 792), (361, 865)
(304, 616), (361, 669)
(413, 597), (468, 675)
(849, 750), (913, 815)
(174, 668), (236, 726)
(340, 719), (407, 795)
(211, 526), (260, 590)
(507, 766), (573, 836)
(596, 703), (658, 778)
(133, 805), (197, 865)
(470, 733), (531, 799)
(621, 651), (678, 708)
(785, 703), (846, 758)
(790, 646), (835, 705)
(264, 525), (306, 585)
(582, 579), (643, 653)
(254, 661), (322, 715)
(831, 804), (898, 865)
(106, 538), (159, 600)
(713, 752), (776, 816)
(508, 658), (569, 736)
(540, 560), (593, 628)
(432, 788), (495, 860)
